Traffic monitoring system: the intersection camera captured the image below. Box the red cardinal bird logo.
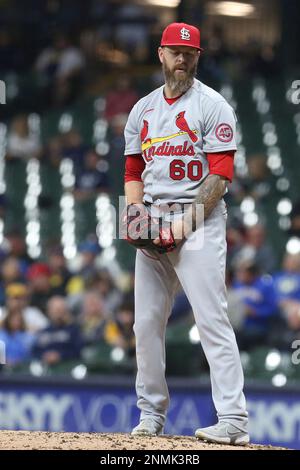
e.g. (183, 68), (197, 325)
(175, 111), (198, 143)
(140, 119), (149, 142)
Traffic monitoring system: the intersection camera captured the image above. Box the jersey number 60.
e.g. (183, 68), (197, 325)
(169, 159), (203, 181)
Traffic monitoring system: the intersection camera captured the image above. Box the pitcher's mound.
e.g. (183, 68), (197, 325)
(0, 431), (287, 450)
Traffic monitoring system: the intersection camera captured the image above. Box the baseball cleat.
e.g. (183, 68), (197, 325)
(195, 422), (250, 446)
(131, 418), (164, 436)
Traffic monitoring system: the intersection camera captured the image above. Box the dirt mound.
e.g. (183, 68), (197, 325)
(0, 431), (286, 450)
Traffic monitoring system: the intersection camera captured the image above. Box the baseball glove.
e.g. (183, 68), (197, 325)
(121, 203), (176, 254)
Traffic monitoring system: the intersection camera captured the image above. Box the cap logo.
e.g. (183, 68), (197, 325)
(180, 27), (190, 41)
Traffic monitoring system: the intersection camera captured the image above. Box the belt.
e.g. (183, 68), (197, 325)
(144, 201), (189, 210)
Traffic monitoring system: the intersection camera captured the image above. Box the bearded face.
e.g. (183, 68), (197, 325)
(161, 48), (198, 95)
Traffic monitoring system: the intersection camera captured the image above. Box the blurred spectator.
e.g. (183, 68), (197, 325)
(44, 137), (63, 168)
(0, 193), (7, 220)
(289, 201), (300, 238)
(79, 290), (108, 345)
(201, 24), (230, 82)
(246, 154), (271, 201)
(78, 237), (102, 280)
(4, 230), (33, 274)
(226, 178), (246, 205)
(114, 3), (151, 63)
(26, 262), (54, 312)
(6, 115), (42, 161)
(226, 215), (246, 269)
(245, 223), (276, 273)
(150, 68), (164, 88)
(232, 254), (279, 350)
(54, 34), (85, 82)
(35, 33), (85, 106)
(47, 246), (72, 296)
(0, 30), (22, 73)
(106, 301), (135, 356)
(0, 311), (35, 366)
(104, 75), (138, 122)
(273, 252), (300, 335)
(0, 256), (23, 305)
(109, 113), (127, 151)
(32, 296), (82, 365)
(85, 269), (122, 314)
(61, 129), (88, 171)
(274, 252), (300, 302)
(74, 149), (110, 200)
(226, 268), (247, 331)
(227, 154), (271, 207)
(245, 41), (279, 79)
(276, 298), (300, 343)
(0, 283), (48, 332)
(67, 237), (102, 306)
(108, 113), (127, 189)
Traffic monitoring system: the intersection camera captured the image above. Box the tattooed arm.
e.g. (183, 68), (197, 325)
(172, 174), (228, 242)
(192, 174), (227, 221)
(125, 181), (144, 204)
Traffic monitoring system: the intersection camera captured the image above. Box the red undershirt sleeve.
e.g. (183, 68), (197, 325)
(207, 150), (235, 182)
(124, 154), (145, 183)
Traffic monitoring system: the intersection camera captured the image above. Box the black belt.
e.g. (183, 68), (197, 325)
(144, 201), (188, 209)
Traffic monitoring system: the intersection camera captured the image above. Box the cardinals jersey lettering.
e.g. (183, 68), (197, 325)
(124, 79), (237, 204)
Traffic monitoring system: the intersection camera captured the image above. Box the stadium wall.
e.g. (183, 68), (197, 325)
(0, 376), (299, 449)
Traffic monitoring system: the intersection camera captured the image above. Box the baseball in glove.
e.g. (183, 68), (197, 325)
(121, 203), (176, 254)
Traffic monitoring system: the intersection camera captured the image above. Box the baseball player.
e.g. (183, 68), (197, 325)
(123, 22), (249, 445)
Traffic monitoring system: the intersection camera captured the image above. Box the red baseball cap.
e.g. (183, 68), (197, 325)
(27, 263), (51, 280)
(161, 22), (203, 51)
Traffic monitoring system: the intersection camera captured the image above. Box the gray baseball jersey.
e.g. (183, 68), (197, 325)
(124, 78), (237, 203)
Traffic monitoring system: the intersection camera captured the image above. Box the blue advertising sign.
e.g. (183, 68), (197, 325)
(0, 379), (299, 449)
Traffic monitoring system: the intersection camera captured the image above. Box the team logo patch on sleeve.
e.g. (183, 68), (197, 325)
(215, 123), (233, 142)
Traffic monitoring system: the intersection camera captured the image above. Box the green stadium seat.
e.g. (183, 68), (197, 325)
(81, 343), (135, 375)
